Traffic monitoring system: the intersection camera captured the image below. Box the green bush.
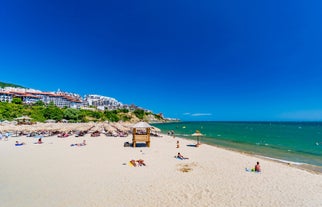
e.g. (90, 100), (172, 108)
(133, 109), (145, 119)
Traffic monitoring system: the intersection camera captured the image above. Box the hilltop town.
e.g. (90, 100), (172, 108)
(0, 86), (136, 111)
(0, 82), (178, 123)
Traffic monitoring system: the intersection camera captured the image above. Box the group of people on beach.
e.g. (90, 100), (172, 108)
(175, 138), (261, 172)
(14, 138), (43, 146)
(13, 138), (88, 147)
(175, 140), (188, 159)
(0, 132), (10, 141)
(129, 159), (146, 167)
(9, 132), (262, 173)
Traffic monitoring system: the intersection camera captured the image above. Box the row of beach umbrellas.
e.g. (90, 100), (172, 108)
(0, 121), (161, 135)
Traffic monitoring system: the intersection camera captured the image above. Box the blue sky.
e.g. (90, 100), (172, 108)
(1, 0), (322, 121)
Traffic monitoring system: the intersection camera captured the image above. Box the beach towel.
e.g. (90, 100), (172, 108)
(129, 161), (136, 167)
(245, 168), (260, 173)
(175, 156), (187, 160)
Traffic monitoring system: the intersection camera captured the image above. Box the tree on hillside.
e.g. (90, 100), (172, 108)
(117, 108), (129, 113)
(43, 102), (63, 121)
(64, 108), (82, 122)
(119, 113), (131, 122)
(30, 106), (46, 122)
(33, 100), (45, 106)
(0, 102), (10, 120)
(133, 109), (145, 120)
(12, 97), (23, 104)
(104, 110), (120, 122)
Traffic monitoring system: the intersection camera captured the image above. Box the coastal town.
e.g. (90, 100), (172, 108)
(0, 86), (141, 111)
(0, 83), (180, 125)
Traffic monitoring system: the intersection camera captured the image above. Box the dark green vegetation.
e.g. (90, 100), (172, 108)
(0, 81), (25, 88)
(0, 99), (163, 123)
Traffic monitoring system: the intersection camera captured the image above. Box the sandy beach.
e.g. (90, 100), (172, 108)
(0, 132), (321, 207)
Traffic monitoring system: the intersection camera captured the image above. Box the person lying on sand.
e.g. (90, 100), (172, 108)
(15, 141), (26, 146)
(136, 159), (146, 166)
(70, 140), (86, 147)
(128, 159), (146, 167)
(176, 152), (189, 160)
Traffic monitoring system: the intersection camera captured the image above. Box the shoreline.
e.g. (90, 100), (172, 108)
(255, 155), (322, 175)
(153, 121), (322, 169)
(173, 134), (322, 175)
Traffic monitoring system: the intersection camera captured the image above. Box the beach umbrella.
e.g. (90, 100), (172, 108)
(103, 123), (118, 134)
(111, 122), (130, 133)
(192, 130), (203, 147)
(89, 123), (101, 132)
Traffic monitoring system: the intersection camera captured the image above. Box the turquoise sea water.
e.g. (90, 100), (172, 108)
(152, 122), (322, 167)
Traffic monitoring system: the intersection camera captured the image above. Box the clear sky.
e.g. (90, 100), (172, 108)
(1, 0), (322, 121)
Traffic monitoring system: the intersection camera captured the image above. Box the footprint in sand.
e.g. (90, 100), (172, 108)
(177, 163), (197, 173)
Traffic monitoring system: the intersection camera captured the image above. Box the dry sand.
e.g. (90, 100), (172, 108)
(0, 134), (321, 207)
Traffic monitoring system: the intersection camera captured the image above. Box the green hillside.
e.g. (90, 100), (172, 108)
(0, 100), (164, 123)
(0, 81), (25, 88)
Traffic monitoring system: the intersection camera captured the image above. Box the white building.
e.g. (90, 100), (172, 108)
(84, 94), (123, 110)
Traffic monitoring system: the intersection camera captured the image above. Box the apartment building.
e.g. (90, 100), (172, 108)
(0, 87), (83, 108)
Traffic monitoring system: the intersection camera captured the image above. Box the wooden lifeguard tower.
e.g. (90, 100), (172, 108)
(132, 122), (152, 147)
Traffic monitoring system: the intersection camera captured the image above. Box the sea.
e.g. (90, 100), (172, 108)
(152, 121), (322, 168)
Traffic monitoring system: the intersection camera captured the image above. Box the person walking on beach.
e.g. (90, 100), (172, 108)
(171, 130), (175, 138)
(176, 140), (180, 148)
